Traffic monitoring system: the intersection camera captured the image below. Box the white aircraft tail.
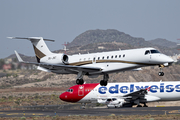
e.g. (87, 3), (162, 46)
(8, 37), (55, 63)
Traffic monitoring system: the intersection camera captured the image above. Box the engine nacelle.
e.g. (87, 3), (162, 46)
(40, 54), (69, 64)
(62, 54), (69, 64)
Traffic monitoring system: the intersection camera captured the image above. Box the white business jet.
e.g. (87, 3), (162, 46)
(60, 81), (180, 108)
(8, 37), (174, 86)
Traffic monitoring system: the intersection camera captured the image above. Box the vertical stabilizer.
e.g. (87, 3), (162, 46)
(8, 37), (55, 63)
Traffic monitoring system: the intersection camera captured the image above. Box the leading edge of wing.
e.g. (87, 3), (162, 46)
(39, 63), (102, 72)
(123, 89), (147, 97)
(14, 51), (102, 72)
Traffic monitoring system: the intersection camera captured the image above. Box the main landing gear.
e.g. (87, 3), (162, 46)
(158, 65), (164, 76)
(76, 71), (85, 85)
(76, 71), (109, 86)
(137, 103), (148, 107)
(100, 74), (109, 86)
(143, 103), (148, 107)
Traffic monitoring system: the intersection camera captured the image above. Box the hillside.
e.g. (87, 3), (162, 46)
(66, 29), (178, 56)
(67, 29), (151, 48)
(0, 29), (180, 108)
(149, 38), (177, 48)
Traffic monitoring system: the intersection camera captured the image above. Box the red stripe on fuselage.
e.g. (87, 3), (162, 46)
(59, 83), (99, 102)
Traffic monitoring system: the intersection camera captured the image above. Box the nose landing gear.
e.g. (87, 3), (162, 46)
(158, 65), (164, 76)
(158, 72), (164, 76)
(76, 79), (84, 85)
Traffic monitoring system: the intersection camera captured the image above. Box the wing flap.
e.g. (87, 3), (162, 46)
(145, 95), (160, 102)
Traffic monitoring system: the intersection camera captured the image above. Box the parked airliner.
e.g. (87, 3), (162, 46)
(60, 81), (180, 108)
(8, 37), (174, 86)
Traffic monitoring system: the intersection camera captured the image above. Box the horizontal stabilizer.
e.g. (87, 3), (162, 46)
(14, 51), (24, 62)
(7, 37), (55, 42)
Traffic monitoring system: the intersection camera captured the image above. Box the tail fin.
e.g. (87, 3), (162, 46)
(8, 37), (55, 63)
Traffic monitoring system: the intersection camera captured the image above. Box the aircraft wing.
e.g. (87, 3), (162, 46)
(14, 51), (102, 73)
(109, 88), (148, 100)
(123, 89), (147, 98)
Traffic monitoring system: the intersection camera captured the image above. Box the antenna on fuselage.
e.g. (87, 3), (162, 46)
(62, 42), (69, 54)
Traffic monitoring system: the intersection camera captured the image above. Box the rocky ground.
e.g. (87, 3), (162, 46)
(0, 64), (180, 108)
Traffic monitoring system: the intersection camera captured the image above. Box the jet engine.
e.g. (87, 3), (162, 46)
(62, 54), (69, 64)
(40, 54), (69, 64)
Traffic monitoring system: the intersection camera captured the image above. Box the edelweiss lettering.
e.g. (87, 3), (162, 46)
(98, 84), (180, 94)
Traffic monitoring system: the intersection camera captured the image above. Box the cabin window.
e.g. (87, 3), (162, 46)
(145, 50), (150, 55)
(119, 55), (121, 58)
(84, 58), (86, 61)
(123, 54), (125, 57)
(98, 57), (100, 60)
(107, 56), (109, 59)
(115, 55), (117, 58)
(111, 56), (113, 59)
(93, 57), (96, 61)
(102, 57), (104, 59)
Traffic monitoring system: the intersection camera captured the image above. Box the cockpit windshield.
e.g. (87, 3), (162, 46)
(66, 89), (73, 92)
(145, 49), (160, 55)
(150, 50), (160, 54)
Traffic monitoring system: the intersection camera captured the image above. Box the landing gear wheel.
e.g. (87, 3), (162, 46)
(158, 72), (164, 76)
(100, 80), (108, 86)
(161, 72), (164, 76)
(137, 105), (142, 107)
(143, 104), (148, 107)
(76, 79), (84, 85)
(143, 103), (148, 107)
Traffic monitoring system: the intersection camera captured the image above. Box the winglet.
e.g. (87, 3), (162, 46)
(14, 51), (24, 62)
(146, 86), (151, 92)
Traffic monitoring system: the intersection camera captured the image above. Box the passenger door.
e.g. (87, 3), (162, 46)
(78, 85), (84, 96)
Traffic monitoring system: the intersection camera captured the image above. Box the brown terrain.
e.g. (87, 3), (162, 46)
(0, 64), (180, 109)
(1, 29), (180, 119)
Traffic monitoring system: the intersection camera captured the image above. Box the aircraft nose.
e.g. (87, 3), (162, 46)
(59, 93), (67, 101)
(160, 54), (174, 64)
(166, 56), (174, 63)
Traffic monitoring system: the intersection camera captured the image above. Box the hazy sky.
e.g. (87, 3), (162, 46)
(0, 0), (180, 59)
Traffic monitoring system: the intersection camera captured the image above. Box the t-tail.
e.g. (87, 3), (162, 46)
(8, 37), (55, 63)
